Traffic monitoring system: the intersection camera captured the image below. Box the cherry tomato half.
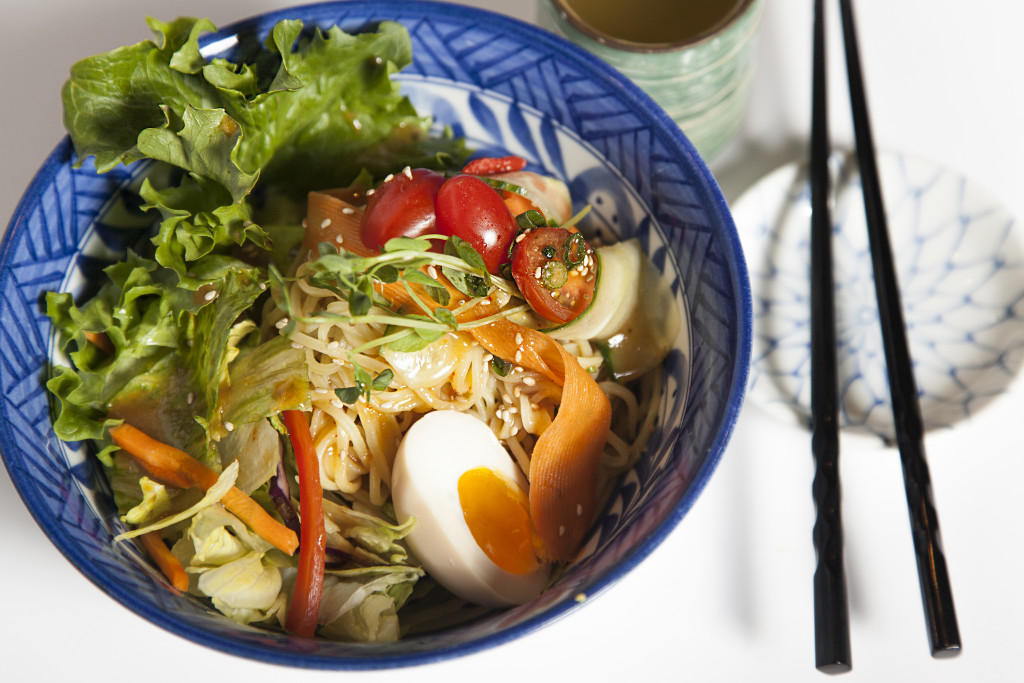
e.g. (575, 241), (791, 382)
(511, 227), (596, 324)
(435, 175), (518, 274)
(360, 168), (445, 251)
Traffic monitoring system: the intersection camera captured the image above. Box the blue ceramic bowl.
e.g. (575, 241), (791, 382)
(0, 0), (750, 670)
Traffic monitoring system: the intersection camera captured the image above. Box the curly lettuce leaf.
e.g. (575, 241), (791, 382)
(62, 16), (462, 279)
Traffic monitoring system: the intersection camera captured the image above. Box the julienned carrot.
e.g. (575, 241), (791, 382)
(305, 189), (613, 562)
(282, 410), (326, 638)
(108, 424), (299, 555)
(139, 531), (189, 592)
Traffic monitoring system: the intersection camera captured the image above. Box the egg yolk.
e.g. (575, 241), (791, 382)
(458, 467), (540, 575)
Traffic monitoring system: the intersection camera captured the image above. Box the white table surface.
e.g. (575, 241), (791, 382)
(2, 1), (1021, 681)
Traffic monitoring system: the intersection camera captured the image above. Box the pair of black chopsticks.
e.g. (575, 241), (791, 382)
(809, 0), (962, 672)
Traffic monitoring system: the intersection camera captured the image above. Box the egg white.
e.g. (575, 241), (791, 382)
(391, 410), (550, 607)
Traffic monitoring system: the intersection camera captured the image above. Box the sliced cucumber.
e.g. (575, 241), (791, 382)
(544, 238), (680, 381)
(543, 240), (638, 341)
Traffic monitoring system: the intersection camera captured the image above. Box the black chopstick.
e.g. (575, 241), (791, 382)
(836, 0), (962, 658)
(809, 0), (852, 673)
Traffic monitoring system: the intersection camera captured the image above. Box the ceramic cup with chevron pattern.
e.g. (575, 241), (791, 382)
(539, 0), (764, 161)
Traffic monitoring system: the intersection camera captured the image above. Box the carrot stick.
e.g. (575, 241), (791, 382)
(109, 423), (299, 555)
(139, 531), (189, 592)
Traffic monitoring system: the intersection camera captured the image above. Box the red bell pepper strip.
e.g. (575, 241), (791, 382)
(461, 154), (527, 175)
(282, 410), (326, 638)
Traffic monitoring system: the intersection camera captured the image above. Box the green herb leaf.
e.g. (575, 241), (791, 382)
(384, 236), (432, 253)
(491, 356), (513, 377)
(371, 369), (394, 391)
(348, 277), (374, 317)
(441, 236), (491, 298)
(432, 307), (458, 329)
(335, 386), (362, 405)
(402, 269), (450, 306)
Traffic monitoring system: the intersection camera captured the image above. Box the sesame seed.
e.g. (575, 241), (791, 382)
(186, 392), (195, 405)
(367, 188), (375, 196)
(314, 387), (329, 395)
(259, 282), (267, 291)
(320, 218), (332, 229)
(224, 421), (235, 432)
(514, 333), (523, 346)
(530, 402), (540, 410)
(384, 173), (394, 183)
(558, 525), (566, 537)
(511, 426), (519, 436)
(342, 207), (355, 215)
(483, 353), (493, 362)
(331, 398), (343, 408)
(523, 376), (536, 386)
(513, 387), (521, 397)
(204, 290), (218, 301)
(301, 219), (308, 229)
(381, 402), (394, 410)
(427, 265), (438, 279)
(403, 166), (413, 179)
(535, 266), (542, 279)
(576, 504), (584, 516)
(515, 233), (526, 243)
(503, 394), (513, 404)
(514, 349), (523, 363)
(291, 342), (303, 349)
(275, 317), (289, 329)
(327, 341), (340, 350)
(335, 235), (344, 244)
(508, 406), (518, 414)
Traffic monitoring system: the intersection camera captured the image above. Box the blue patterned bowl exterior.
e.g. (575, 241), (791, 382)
(0, 0), (750, 669)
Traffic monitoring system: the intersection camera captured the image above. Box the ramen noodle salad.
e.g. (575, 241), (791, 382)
(45, 16), (680, 640)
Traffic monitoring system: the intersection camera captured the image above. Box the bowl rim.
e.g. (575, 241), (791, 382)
(0, 0), (752, 670)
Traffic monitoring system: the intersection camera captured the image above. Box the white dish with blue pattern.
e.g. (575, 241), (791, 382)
(0, 0), (750, 670)
(733, 150), (1024, 443)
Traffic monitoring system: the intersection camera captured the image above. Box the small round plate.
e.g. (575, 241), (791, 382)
(732, 150), (1024, 442)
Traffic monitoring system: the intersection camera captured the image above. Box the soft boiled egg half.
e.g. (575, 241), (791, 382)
(391, 410), (550, 606)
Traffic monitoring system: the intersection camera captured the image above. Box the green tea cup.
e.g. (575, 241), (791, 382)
(538, 0), (764, 161)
